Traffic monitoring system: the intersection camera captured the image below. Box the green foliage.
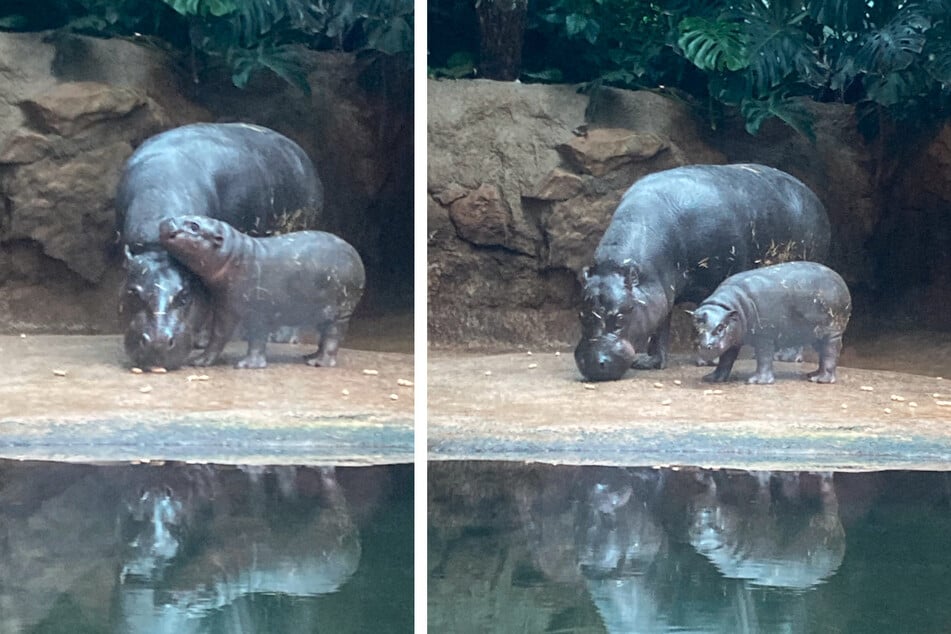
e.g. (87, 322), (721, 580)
(0, 0), (413, 93)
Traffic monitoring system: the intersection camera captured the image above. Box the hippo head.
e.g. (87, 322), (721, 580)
(693, 304), (741, 362)
(574, 263), (656, 381)
(118, 247), (208, 370)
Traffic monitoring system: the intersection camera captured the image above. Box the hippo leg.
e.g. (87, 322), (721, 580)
(270, 326), (301, 344)
(748, 338), (776, 384)
(189, 312), (238, 367)
(775, 346), (804, 363)
(807, 335), (842, 383)
(305, 318), (349, 367)
(632, 314), (671, 370)
(236, 334), (269, 369)
(703, 346), (739, 382)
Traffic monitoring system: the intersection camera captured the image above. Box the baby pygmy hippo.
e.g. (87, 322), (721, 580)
(159, 216), (364, 369)
(692, 262), (851, 384)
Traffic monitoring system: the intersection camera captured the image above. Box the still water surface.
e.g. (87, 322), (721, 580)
(0, 461), (412, 633)
(429, 462), (951, 633)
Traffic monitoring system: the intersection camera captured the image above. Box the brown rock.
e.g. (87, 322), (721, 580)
(431, 182), (469, 206)
(4, 141), (132, 282)
(19, 82), (150, 137)
(527, 168), (584, 201)
(0, 130), (53, 164)
(448, 184), (511, 247)
(556, 128), (666, 177)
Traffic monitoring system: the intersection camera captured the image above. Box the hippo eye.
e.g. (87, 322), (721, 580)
(185, 220), (200, 232)
(171, 289), (190, 308)
(714, 323), (725, 335)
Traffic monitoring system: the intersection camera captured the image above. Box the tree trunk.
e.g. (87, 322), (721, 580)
(476, 0), (528, 81)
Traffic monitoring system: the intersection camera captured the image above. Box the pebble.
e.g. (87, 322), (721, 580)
(139, 385), (153, 393)
(528, 363), (538, 369)
(909, 402), (918, 408)
(652, 382), (664, 389)
(526, 351), (533, 356)
(932, 393), (950, 399)
(19, 334), (26, 339)
(150, 367), (167, 374)
(342, 389), (350, 396)
(484, 370), (492, 376)
(362, 369), (379, 376)
(661, 398), (672, 406)
(883, 407), (892, 414)
(52, 369), (67, 377)
(554, 351), (561, 356)
(890, 394), (905, 402)
(703, 389), (724, 395)
(673, 380), (682, 386)
(388, 393), (399, 401)
(130, 367), (144, 374)
(583, 383), (596, 390)
(186, 374), (210, 382)
(936, 400), (951, 407)
(841, 403), (848, 409)
(860, 385), (874, 392)
(397, 379), (414, 387)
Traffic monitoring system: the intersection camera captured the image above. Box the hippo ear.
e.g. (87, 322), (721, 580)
(726, 310), (739, 323)
(211, 232), (225, 249)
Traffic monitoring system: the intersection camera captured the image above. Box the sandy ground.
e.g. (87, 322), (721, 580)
(0, 335), (414, 465)
(428, 345), (951, 471)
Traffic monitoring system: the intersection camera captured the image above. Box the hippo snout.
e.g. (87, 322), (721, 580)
(575, 334), (637, 382)
(124, 319), (193, 370)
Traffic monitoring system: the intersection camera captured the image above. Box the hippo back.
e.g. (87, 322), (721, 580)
(117, 122), (323, 250)
(597, 163), (830, 303)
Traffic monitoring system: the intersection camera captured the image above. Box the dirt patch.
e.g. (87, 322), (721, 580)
(428, 345), (951, 470)
(0, 335), (414, 464)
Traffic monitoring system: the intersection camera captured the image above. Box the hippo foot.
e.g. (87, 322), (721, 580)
(304, 352), (337, 368)
(807, 369), (836, 383)
(747, 373), (775, 385)
(188, 352), (220, 367)
(774, 347), (804, 363)
(269, 326), (301, 345)
(236, 354), (268, 369)
(632, 354), (664, 370)
(702, 370), (730, 383)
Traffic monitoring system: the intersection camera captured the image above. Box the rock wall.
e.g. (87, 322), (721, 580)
(427, 79), (936, 348)
(428, 80), (726, 347)
(0, 33), (412, 334)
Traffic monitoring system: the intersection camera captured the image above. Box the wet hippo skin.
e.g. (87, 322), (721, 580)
(575, 163), (831, 381)
(159, 216), (365, 369)
(693, 261), (852, 384)
(117, 123), (323, 369)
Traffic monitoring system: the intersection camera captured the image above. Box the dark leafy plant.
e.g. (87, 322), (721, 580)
(0, 0), (413, 93)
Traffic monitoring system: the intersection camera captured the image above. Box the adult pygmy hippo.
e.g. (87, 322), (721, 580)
(575, 164), (830, 382)
(117, 123), (323, 370)
(693, 262), (851, 384)
(159, 216), (364, 369)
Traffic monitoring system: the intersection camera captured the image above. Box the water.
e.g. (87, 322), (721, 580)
(428, 462), (951, 633)
(0, 461), (413, 634)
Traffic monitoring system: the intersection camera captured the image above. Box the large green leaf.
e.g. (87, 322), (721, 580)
(677, 15), (746, 72)
(741, 93), (815, 140)
(855, 6), (931, 74)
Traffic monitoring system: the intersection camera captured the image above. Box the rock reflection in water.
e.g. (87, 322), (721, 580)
(0, 461), (407, 633)
(429, 463), (951, 634)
